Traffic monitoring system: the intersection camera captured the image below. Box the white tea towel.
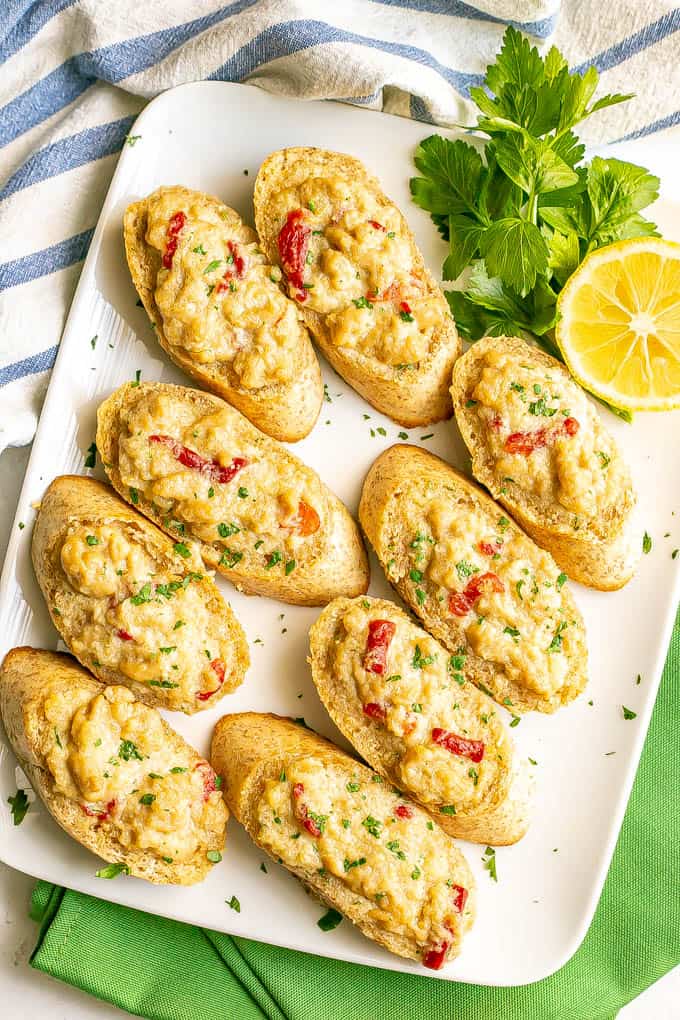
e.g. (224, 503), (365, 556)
(1, 0), (678, 453)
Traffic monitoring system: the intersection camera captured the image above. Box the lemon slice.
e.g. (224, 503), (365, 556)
(555, 237), (680, 411)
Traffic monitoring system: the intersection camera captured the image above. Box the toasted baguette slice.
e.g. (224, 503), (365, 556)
(451, 335), (639, 590)
(96, 381), (368, 606)
(309, 596), (531, 845)
(212, 712), (475, 969)
(124, 185), (322, 442)
(32, 475), (249, 713)
(359, 445), (587, 713)
(0, 648), (227, 884)
(254, 147), (461, 427)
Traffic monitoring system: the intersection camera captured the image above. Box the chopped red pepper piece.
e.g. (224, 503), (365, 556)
(451, 884), (468, 913)
(117, 629), (134, 642)
(504, 416), (580, 455)
(278, 209), (310, 302)
(423, 941), (449, 970)
(399, 300), (412, 315)
(394, 804), (414, 819)
(368, 219), (386, 231)
(215, 240), (247, 292)
(292, 785), (322, 837)
(432, 728), (485, 763)
(478, 540), (502, 557)
(292, 500), (320, 536)
(363, 702), (387, 723)
(149, 435), (247, 485)
(363, 619), (396, 675)
(448, 571), (504, 617)
(81, 798), (116, 821)
(196, 658), (226, 701)
(194, 761), (218, 800)
(162, 211), (186, 269)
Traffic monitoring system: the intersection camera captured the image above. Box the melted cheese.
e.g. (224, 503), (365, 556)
(257, 755), (472, 957)
(396, 497), (579, 698)
(44, 685), (226, 861)
(60, 523), (236, 706)
(116, 390), (324, 572)
(471, 349), (625, 520)
(146, 188), (306, 388)
(269, 175), (448, 366)
(333, 602), (510, 810)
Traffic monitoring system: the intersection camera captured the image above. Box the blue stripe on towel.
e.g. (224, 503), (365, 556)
(0, 0), (259, 149)
(0, 0), (77, 65)
(573, 10), (680, 75)
(0, 116), (136, 202)
(615, 108), (680, 142)
(0, 345), (59, 387)
(0, 229), (94, 292)
(208, 19), (483, 95)
(371, 0), (558, 39)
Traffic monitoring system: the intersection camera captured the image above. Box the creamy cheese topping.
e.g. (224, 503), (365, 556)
(146, 188), (306, 388)
(470, 348), (625, 521)
(332, 601), (510, 811)
(116, 390), (324, 573)
(389, 495), (580, 698)
(60, 523), (236, 707)
(44, 685), (226, 861)
(257, 755), (473, 958)
(270, 175), (448, 366)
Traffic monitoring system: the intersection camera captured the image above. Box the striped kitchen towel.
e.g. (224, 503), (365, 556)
(1, 0), (679, 453)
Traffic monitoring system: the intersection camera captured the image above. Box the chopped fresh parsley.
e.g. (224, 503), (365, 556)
(227, 895), (241, 912)
(285, 559), (296, 575)
(343, 857), (366, 872)
(346, 781), (360, 793)
(118, 740), (143, 762)
(95, 863), (130, 879)
(207, 851), (222, 863)
(129, 486), (139, 505)
(85, 534), (99, 546)
(139, 793), (156, 806)
(439, 804), (457, 816)
(386, 840), (406, 860)
(130, 582), (152, 605)
(642, 532), (652, 554)
(482, 845), (498, 882)
(412, 644), (435, 669)
(265, 550), (283, 570)
(8, 788), (29, 825)
(455, 559), (478, 581)
(218, 522), (240, 538)
(203, 259), (222, 274)
(353, 296), (373, 309)
(317, 908), (343, 931)
(173, 542), (191, 558)
(622, 705), (637, 720)
(219, 548), (243, 569)
(548, 620), (567, 652)
(362, 816), (383, 838)
(556, 572), (567, 589)
(237, 487), (248, 499)
(597, 451), (611, 468)
(84, 442), (97, 468)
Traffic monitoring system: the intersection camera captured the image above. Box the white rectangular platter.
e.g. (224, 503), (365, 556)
(1, 82), (679, 987)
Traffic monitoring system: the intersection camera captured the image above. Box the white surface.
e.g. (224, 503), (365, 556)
(0, 82), (679, 991)
(0, 450), (676, 1020)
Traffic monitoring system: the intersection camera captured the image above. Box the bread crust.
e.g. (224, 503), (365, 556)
(211, 711), (475, 965)
(96, 381), (369, 606)
(124, 185), (323, 443)
(31, 475), (249, 713)
(309, 596), (531, 845)
(451, 336), (638, 590)
(0, 647), (226, 884)
(254, 147), (461, 427)
(359, 444), (588, 714)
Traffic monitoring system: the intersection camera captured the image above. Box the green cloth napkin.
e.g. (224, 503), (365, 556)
(28, 612), (679, 1020)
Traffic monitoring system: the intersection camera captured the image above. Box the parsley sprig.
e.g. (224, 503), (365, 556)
(410, 27), (659, 419)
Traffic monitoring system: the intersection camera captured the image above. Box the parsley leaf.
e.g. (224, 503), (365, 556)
(8, 788), (29, 825)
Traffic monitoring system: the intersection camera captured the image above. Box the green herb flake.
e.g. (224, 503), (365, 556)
(227, 895), (241, 912)
(95, 862), (130, 879)
(265, 550), (283, 570)
(207, 851), (222, 863)
(556, 572), (567, 589)
(440, 804), (457, 816)
(343, 857), (366, 872)
(412, 644), (435, 669)
(482, 845), (498, 882)
(285, 559), (296, 575)
(119, 740), (143, 762)
(84, 442), (97, 469)
(139, 793), (156, 806)
(642, 532), (652, 554)
(622, 705), (637, 720)
(362, 815), (383, 838)
(7, 789), (29, 825)
(238, 487), (248, 499)
(317, 908), (343, 931)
